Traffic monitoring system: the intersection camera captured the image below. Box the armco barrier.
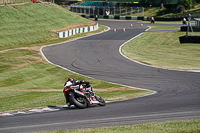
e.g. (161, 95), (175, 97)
(56, 23), (98, 38)
(180, 26), (200, 32)
(179, 35), (200, 43)
(81, 14), (144, 20)
(80, 15), (193, 22)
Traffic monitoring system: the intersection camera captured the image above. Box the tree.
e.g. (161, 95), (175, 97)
(181, 0), (197, 9)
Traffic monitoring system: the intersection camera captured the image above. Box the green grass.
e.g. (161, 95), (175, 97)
(0, 3), (92, 50)
(0, 49), (122, 90)
(143, 21), (183, 24)
(148, 26), (180, 31)
(0, 89), (150, 112)
(0, 0), (31, 5)
(122, 28), (200, 70)
(0, 91), (65, 112)
(36, 120), (200, 133)
(0, 50), (114, 88)
(0, 48), (151, 112)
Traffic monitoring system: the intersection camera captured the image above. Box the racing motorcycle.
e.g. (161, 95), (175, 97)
(63, 83), (106, 109)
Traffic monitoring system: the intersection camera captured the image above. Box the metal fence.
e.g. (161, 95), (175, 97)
(70, 5), (144, 16)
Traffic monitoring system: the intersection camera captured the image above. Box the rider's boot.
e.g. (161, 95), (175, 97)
(67, 102), (71, 107)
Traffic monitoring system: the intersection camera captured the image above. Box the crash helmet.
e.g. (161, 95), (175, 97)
(67, 77), (75, 83)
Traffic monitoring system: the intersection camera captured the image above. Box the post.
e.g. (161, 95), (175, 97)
(125, 7), (127, 16)
(120, 7), (121, 16)
(186, 14), (194, 37)
(93, 7), (95, 15)
(142, 7), (144, 16)
(150, 5), (152, 16)
(114, 7), (115, 16)
(131, 7), (132, 16)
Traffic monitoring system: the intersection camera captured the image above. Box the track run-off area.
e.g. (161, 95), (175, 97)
(0, 20), (200, 133)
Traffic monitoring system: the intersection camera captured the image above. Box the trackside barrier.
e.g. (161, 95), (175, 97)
(56, 23), (98, 38)
(81, 15), (141, 20)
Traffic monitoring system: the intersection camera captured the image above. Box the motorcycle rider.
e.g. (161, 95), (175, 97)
(64, 77), (77, 88)
(63, 77), (93, 107)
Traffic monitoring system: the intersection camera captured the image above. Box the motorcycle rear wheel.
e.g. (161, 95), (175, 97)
(70, 93), (87, 109)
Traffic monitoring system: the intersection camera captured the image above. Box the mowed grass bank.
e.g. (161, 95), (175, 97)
(37, 120), (200, 133)
(0, 3), (94, 50)
(122, 29), (200, 70)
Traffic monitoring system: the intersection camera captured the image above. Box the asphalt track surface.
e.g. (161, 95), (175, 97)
(1, 20), (200, 133)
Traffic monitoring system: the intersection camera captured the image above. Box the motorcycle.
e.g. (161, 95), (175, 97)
(63, 82), (106, 109)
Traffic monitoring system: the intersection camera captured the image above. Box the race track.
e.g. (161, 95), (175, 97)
(0, 20), (200, 133)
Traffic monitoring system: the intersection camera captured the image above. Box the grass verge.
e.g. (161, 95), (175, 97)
(148, 26), (180, 31)
(0, 89), (152, 112)
(1, 48), (152, 113)
(122, 28), (200, 70)
(36, 120), (200, 133)
(0, 3), (94, 51)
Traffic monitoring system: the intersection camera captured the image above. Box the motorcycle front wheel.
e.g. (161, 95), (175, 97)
(69, 93), (87, 109)
(96, 95), (106, 106)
